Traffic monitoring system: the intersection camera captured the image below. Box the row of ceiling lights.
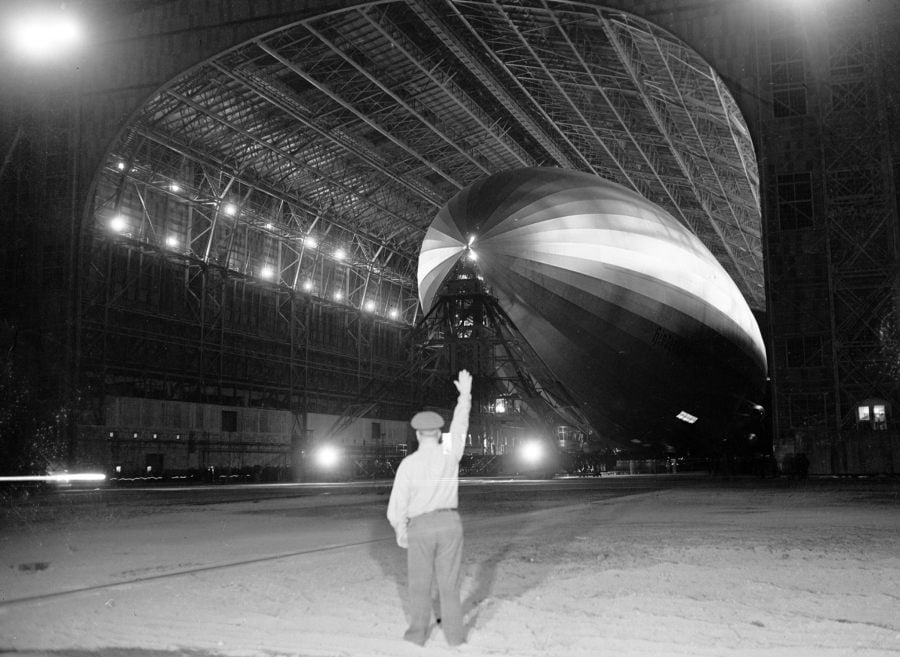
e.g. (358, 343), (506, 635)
(106, 213), (404, 322)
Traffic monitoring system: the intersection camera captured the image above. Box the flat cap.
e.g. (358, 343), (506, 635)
(410, 410), (444, 431)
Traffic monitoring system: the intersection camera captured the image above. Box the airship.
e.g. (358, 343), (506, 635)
(417, 168), (767, 454)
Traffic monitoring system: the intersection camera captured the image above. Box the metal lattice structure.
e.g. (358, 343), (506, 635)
(90, 0), (763, 327)
(70, 0), (767, 469)
(760, 1), (900, 468)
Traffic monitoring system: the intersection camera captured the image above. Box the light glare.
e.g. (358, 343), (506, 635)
(313, 445), (341, 469)
(520, 440), (544, 465)
(8, 10), (83, 60)
(0, 472), (105, 483)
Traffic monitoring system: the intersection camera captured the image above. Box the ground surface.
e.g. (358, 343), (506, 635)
(1, 476), (899, 657)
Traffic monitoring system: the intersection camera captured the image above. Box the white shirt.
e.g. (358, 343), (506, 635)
(387, 393), (471, 547)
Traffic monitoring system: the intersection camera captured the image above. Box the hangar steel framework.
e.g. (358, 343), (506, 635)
(1, 0), (898, 474)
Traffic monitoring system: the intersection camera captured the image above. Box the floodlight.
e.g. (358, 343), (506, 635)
(303, 280), (314, 292)
(165, 235), (178, 248)
(388, 308), (399, 319)
(221, 202), (237, 217)
(520, 440), (544, 465)
(334, 291), (343, 301)
(110, 215), (127, 232)
(168, 183), (181, 193)
(334, 248), (346, 260)
(313, 444), (341, 469)
(364, 300), (376, 312)
(7, 9), (83, 60)
(260, 266), (274, 280)
(304, 236), (317, 249)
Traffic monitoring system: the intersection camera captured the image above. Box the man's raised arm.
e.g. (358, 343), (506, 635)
(446, 369), (472, 461)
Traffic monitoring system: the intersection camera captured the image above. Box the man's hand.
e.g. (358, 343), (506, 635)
(454, 369), (473, 396)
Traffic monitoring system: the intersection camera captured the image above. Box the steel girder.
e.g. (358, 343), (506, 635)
(92, 0), (764, 322)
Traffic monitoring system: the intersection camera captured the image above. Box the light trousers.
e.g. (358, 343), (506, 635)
(404, 509), (464, 646)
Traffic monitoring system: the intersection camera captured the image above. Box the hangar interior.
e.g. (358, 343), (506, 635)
(1, 0), (898, 479)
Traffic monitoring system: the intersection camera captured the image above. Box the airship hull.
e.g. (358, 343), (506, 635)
(418, 168), (767, 452)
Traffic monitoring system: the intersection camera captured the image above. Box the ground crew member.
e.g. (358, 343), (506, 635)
(387, 369), (472, 647)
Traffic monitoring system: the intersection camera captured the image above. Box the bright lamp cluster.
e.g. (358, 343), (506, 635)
(103, 166), (405, 323)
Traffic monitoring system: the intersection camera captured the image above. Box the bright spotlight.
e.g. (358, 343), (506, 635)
(303, 280), (314, 292)
(313, 445), (341, 469)
(7, 9), (83, 60)
(334, 248), (346, 261)
(520, 440), (544, 465)
(388, 308), (399, 319)
(221, 202), (238, 217)
(364, 300), (376, 312)
(165, 235), (179, 248)
(260, 266), (274, 280)
(109, 215), (127, 232)
(334, 291), (343, 301)
(168, 182), (181, 193)
(304, 236), (317, 249)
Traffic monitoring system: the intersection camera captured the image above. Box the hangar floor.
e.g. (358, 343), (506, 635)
(1, 476), (898, 656)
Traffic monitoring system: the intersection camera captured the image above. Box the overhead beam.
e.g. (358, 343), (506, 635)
(598, 12), (760, 302)
(411, 0), (579, 169)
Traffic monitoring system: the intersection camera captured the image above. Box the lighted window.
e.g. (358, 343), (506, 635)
(857, 401), (889, 431)
(676, 411), (698, 424)
(873, 405), (887, 430)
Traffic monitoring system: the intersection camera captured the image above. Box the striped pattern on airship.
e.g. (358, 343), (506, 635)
(418, 168), (767, 449)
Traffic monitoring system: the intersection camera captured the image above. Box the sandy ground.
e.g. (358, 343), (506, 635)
(1, 477), (899, 657)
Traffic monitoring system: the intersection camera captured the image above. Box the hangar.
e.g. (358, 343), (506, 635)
(1, 0), (898, 478)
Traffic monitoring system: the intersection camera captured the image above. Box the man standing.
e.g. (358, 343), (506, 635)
(387, 369), (472, 647)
